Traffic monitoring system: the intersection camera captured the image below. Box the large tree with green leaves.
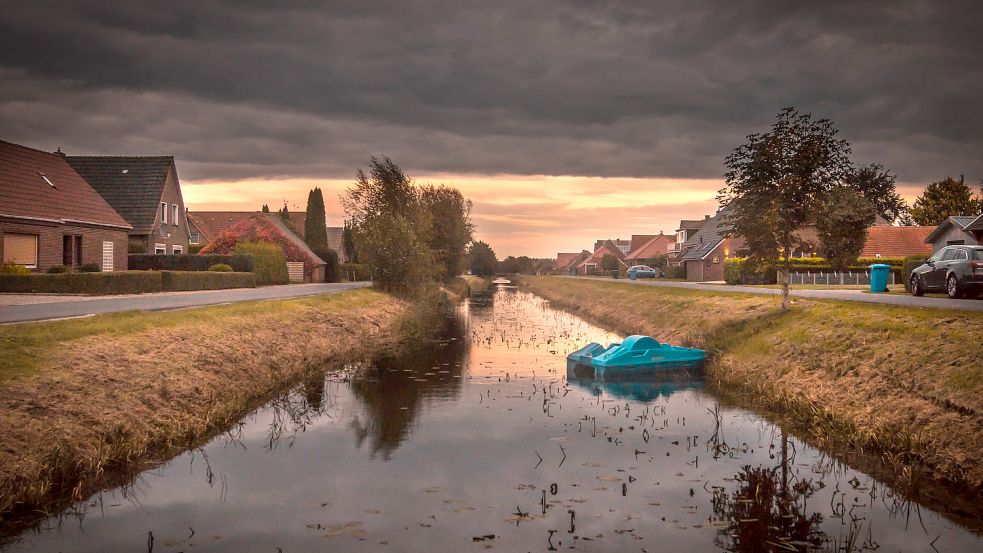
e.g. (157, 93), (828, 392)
(467, 241), (497, 277)
(718, 107), (854, 308)
(816, 188), (876, 271)
(846, 163), (909, 224)
(304, 187), (339, 282)
(908, 176), (983, 226)
(342, 157), (434, 295)
(420, 185), (474, 280)
(342, 219), (358, 263)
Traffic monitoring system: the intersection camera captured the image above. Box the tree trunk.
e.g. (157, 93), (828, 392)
(781, 243), (792, 309)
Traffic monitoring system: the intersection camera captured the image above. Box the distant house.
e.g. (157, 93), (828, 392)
(65, 155), (190, 255)
(668, 218), (707, 266)
(0, 140), (131, 272)
(593, 238), (632, 256)
(188, 210), (347, 261)
(198, 213), (327, 282)
(556, 251), (590, 275)
(678, 210), (737, 282)
(924, 216), (980, 252)
(625, 232), (675, 263)
(577, 240), (627, 275)
(860, 226), (934, 258)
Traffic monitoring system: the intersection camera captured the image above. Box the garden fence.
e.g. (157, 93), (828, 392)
(784, 270), (896, 286)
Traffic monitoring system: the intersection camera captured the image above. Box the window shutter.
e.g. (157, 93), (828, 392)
(3, 234), (38, 267)
(102, 241), (114, 272)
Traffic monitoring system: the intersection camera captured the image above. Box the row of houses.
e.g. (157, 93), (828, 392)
(556, 208), (983, 282)
(0, 139), (346, 280)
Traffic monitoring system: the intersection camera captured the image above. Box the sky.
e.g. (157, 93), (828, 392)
(2, 1), (982, 257)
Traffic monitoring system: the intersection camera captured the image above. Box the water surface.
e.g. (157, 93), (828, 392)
(5, 288), (980, 552)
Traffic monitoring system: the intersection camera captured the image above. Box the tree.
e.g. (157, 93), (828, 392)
(816, 188), (876, 271)
(600, 254), (619, 272)
(908, 176), (983, 226)
(261, 204), (270, 213)
(718, 107), (853, 308)
(846, 163), (909, 224)
(420, 185), (474, 281)
(342, 157), (434, 295)
(278, 201), (290, 220)
(468, 241), (497, 276)
(342, 219), (358, 263)
(303, 187), (339, 281)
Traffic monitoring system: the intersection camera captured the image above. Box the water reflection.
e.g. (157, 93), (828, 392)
(568, 376), (702, 403)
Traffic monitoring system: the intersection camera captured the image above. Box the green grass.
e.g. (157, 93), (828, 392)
(0, 288), (385, 382)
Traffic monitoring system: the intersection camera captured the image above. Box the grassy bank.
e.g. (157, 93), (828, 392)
(0, 288), (403, 520)
(521, 277), (983, 495)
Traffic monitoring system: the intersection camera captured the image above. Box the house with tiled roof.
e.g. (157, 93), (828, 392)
(0, 140), (132, 272)
(625, 232), (675, 262)
(198, 213), (327, 282)
(924, 216), (980, 252)
(678, 209), (738, 282)
(555, 250), (590, 275)
(860, 226), (934, 258)
(668, 218), (707, 265)
(65, 154), (190, 255)
(188, 210), (347, 261)
(593, 238), (632, 256)
(577, 240), (627, 275)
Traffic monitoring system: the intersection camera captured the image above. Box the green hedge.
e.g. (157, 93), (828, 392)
(341, 263), (372, 282)
(161, 271), (256, 291)
(0, 271), (162, 294)
(129, 254), (254, 272)
(724, 258), (776, 285)
(234, 242), (288, 285)
(665, 264), (686, 279)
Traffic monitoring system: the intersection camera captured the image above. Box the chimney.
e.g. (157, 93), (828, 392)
(54, 147), (65, 157)
(705, 214), (710, 220)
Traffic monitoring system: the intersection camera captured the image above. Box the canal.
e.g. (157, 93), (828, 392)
(3, 287), (980, 551)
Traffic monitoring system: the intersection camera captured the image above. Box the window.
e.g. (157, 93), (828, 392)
(63, 235), (82, 265)
(712, 255), (720, 264)
(3, 233), (38, 268)
(946, 239), (965, 246)
(973, 249), (983, 261)
(102, 241), (114, 272)
(161, 202), (168, 224)
(172, 245), (183, 254)
(172, 204), (179, 226)
(942, 249), (959, 261)
(190, 231), (199, 244)
(928, 249), (945, 262)
(154, 243), (166, 254)
(956, 249), (968, 261)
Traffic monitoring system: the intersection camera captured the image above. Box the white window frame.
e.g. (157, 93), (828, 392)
(102, 241), (114, 272)
(172, 204), (179, 226)
(172, 245), (183, 254)
(189, 231), (199, 245)
(160, 202), (168, 225)
(154, 243), (166, 254)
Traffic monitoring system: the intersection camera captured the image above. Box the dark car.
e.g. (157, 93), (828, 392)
(910, 245), (983, 299)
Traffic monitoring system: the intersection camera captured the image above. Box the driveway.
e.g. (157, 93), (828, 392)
(576, 277), (983, 313)
(0, 282), (372, 324)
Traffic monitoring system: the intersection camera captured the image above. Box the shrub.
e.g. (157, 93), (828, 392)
(79, 263), (101, 273)
(0, 262), (30, 275)
(198, 214), (321, 279)
(340, 263), (372, 282)
(234, 241), (288, 285)
(128, 242), (146, 254)
(665, 264), (686, 279)
(0, 272), (161, 294)
(208, 263), (233, 272)
(189, 244), (206, 254)
(723, 258), (776, 285)
(47, 265), (72, 274)
(902, 256), (929, 291)
(161, 271), (256, 291)
(128, 254), (254, 272)
(321, 248), (341, 283)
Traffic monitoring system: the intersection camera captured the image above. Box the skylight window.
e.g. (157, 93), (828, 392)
(38, 172), (55, 188)
(122, 169), (129, 174)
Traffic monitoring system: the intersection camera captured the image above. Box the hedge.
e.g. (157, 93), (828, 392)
(234, 242), (288, 285)
(128, 254), (254, 273)
(0, 272), (162, 294)
(902, 256), (929, 291)
(0, 271), (256, 295)
(724, 258), (775, 285)
(725, 257), (907, 285)
(160, 271), (256, 291)
(341, 263), (372, 282)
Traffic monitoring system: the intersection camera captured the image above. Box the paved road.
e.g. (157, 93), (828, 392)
(0, 282), (372, 324)
(575, 277), (983, 312)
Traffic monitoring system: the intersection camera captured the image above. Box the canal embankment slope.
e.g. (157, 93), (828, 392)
(521, 276), (983, 494)
(0, 288), (403, 518)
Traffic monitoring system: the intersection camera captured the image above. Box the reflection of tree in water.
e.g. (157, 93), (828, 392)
(712, 464), (824, 552)
(348, 316), (469, 460)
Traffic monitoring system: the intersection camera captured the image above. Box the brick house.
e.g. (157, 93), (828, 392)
(0, 140), (131, 272)
(679, 210), (735, 282)
(625, 232), (675, 263)
(668, 218), (707, 266)
(198, 213), (327, 282)
(188, 210), (347, 261)
(65, 155), (190, 255)
(577, 240), (627, 275)
(555, 251), (590, 275)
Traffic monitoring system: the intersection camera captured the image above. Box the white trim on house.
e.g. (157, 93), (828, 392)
(154, 243), (166, 254)
(0, 213), (131, 230)
(102, 241), (114, 272)
(172, 204), (179, 227)
(160, 202), (168, 225)
(172, 245), (183, 254)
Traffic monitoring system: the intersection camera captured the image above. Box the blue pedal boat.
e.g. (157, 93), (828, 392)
(566, 335), (705, 379)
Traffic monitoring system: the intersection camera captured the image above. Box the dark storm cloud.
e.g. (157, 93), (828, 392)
(1, 0), (982, 182)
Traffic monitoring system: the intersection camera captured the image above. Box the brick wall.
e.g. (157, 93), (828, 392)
(0, 218), (129, 272)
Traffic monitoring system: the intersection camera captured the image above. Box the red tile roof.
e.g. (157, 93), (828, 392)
(187, 211), (255, 242)
(861, 226), (934, 258)
(556, 252), (581, 269)
(0, 140), (131, 229)
(578, 241), (626, 269)
(626, 234), (674, 260)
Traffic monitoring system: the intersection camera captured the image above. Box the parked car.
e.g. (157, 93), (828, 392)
(627, 265), (657, 279)
(910, 245), (983, 299)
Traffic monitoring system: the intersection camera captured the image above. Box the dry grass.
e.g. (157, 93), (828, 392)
(522, 276), (983, 491)
(0, 288), (403, 518)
